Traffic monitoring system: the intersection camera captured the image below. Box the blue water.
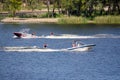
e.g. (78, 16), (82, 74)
(0, 23), (120, 80)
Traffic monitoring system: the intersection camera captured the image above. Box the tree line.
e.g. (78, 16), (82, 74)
(0, 0), (120, 18)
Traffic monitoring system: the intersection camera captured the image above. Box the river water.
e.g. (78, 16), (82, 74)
(0, 23), (120, 80)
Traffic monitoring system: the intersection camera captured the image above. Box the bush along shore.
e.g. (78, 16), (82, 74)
(58, 16), (120, 24)
(58, 17), (88, 24)
(94, 16), (120, 24)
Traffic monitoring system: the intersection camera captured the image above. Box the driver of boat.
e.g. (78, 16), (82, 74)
(43, 43), (47, 48)
(32, 32), (36, 35)
(72, 40), (77, 47)
(50, 32), (54, 36)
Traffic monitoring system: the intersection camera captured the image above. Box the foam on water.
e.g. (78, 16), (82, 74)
(0, 46), (92, 52)
(43, 34), (120, 39)
(13, 34), (120, 39)
(93, 34), (120, 38)
(13, 28), (120, 39)
(19, 28), (30, 33)
(42, 34), (89, 39)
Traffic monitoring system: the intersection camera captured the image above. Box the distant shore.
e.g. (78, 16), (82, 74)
(1, 16), (120, 24)
(0, 17), (95, 24)
(1, 17), (58, 23)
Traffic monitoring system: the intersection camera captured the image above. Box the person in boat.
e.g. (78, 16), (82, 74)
(32, 32), (36, 35)
(50, 32), (54, 36)
(72, 40), (82, 47)
(43, 43), (47, 48)
(72, 40), (77, 47)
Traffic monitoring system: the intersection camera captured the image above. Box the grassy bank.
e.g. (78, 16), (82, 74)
(94, 16), (120, 24)
(58, 17), (87, 24)
(58, 16), (120, 24)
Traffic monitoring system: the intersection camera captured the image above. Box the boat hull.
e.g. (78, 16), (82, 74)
(13, 32), (22, 38)
(66, 44), (95, 51)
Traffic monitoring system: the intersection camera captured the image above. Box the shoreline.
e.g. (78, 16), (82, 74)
(1, 18), (59, 24)
(1, 17), (120, 24)
(0, 17), (96, 24)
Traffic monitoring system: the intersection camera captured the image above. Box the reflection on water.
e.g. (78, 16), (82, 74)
(0, 24), (120, 80)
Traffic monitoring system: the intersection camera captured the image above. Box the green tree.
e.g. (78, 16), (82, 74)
(0, 2), (3, 12)
(27, 0), (38, 11)
(52, 0), (61, 17)
(8, 0), (22, 19)
(61, 0), (74, 17)
(47, 0), (50, 18)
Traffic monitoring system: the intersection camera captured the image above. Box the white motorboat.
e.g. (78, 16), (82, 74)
(13, 32), (37, 38)
(13, 28), (38, 38)
(66, 44), (95, 51)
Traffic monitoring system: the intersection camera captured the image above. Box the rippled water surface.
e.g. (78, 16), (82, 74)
(0, 23), (120, 80)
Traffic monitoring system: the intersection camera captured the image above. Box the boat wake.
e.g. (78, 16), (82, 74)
(13, 29), (120, 39)
(0, 44), (95, 52)
(93, 34), (120, 38)
(40, 34), (120, 39)
(13, 34), (120, 39)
